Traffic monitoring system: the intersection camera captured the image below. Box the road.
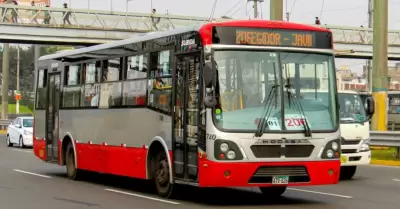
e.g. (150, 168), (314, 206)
(1, 135), (400, 209)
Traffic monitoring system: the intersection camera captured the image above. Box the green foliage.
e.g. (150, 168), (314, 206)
(0, 104), (33, 114)
(0, 45), (75, 115)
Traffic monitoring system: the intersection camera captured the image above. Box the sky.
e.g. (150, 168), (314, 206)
(47, 0), (400, 75)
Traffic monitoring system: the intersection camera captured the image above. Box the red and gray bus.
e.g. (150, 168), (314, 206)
(33, 20), (341, 198)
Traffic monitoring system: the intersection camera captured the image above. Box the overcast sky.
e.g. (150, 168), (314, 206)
(48, 0), (400, 75)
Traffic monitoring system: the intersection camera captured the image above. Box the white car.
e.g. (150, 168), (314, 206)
(6, 116), (34, 148)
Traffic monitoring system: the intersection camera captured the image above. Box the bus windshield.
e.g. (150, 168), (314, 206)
(213, 50), (338, 133)
(302, 92), (368, 124)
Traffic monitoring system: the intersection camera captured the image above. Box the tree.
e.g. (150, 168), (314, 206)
(0, 44), (76, 110)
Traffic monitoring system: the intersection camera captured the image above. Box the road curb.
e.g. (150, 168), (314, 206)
(370, 159), (400, 166)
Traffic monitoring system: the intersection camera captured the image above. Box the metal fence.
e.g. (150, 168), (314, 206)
(0, 119), (12, 130)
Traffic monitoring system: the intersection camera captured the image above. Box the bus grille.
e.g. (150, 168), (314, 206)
(249, 166), (310, 183)
(250, 145), (314, 158)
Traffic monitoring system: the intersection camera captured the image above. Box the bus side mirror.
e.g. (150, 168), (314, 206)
(365, 97), (375, 118)
(203, 62), (217, 108)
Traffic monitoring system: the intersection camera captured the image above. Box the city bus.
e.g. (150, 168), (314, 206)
(33, 20), (342, 198)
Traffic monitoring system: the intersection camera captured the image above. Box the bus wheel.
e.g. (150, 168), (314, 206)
(154, 151), (175, 198)
(340, 166), (357, 180)
(66, 143), (83, 180)
(259, 186), (287, 198)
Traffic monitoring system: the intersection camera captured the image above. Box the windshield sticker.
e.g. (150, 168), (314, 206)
(265, 117), (281, 130)
(284, 114), (311, 130)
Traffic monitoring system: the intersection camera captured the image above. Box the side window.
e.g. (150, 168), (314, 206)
(126, 54), (148, 79)
(66, 65), (81, 85)
(62, 65), (81, 108)
(99, 58), (123, 108)
(83, 61), (101, 84)
(82, 61), (101, 108)
(35, 69), (47, 109)
(123, 53), (148, 106)
(102, 58), (122, 82)
(147, 50), (172, 113)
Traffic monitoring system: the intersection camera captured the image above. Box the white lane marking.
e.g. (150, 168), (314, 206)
(392, 179), (400, 182)
(12, 149), (32, 153)
(288, 188), (353, 199)
(105, 189), (180, 205)
(367, 164), (400, 169)
(13, 169), (52, 179)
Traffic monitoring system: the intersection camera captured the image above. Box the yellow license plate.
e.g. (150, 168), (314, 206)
(340, 156), (348, 164)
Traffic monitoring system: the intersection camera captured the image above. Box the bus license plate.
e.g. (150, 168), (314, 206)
(340, 156), (348, 164)
(272, 176), (289, 184)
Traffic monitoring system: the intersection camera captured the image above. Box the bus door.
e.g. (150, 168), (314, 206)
(45, 72), (61, 163)
(172, 53), (201, 182)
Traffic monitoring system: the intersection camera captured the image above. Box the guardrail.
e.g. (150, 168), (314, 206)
(0, 119), (12, 130)
(370, 131), (400, 160)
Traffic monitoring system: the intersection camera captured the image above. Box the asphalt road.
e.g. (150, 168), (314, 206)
(1, 135), (400, 209)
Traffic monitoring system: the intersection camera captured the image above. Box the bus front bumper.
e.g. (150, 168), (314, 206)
(198, 158), (340, 187)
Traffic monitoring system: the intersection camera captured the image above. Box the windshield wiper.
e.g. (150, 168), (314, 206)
(254, 84), (279, 137)
(285, 82), (312, 137)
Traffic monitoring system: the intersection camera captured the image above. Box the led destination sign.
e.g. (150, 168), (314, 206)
(212, 27), (332, 49)
(236, 30), (314, 47)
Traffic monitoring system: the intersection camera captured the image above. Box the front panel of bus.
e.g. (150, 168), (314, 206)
(197, 25), (341, 187)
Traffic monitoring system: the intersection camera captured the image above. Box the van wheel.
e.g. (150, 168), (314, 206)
(19, 136), (25, 148)
(259, 186), (287, 198)
(66, 143), (83, 180)
(154, 151), (176, 198)
(340, 166), (357, 180)
(6, 135), (13, 147)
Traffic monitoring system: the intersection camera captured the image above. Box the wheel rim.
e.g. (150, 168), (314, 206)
(19, 138), (22, 147)
(155, 158), (169, 188)
(6, 136), (9, 146)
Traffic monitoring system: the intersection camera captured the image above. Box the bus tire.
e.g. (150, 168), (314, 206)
(153, 151), (176, 198)
(66, 143), (83, 180)
(259, 186), (287, 198)
(340, 166), (356, 180)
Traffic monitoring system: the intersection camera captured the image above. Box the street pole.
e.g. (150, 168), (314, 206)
(367, 0), (373, 91)
(270, 0), (283, 20)
(16, 45), (20, 115)
(33, 45), (40, 109)
(371, 0), (388, 131)
(1, 43), (9, 119)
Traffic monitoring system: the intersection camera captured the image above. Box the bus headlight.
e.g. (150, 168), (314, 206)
(227, 150), (236, 159)
(321, 139), (341, 159)
(220, 143), (229, 152)
(326, 149), (334, 158)
(214, 139), (243, 161)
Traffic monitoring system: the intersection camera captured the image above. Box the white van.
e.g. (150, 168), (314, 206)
(301, 90), (375, 180)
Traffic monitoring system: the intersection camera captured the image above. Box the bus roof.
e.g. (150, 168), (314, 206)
(38, 20), (331, 62)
